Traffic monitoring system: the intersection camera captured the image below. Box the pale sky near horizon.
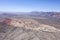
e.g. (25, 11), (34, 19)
(0, 0), (60, 12)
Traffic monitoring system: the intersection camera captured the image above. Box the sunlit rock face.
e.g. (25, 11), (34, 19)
(3, 18), (60, 32)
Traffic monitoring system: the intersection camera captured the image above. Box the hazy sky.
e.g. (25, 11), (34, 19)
(0, 0), (60, 12)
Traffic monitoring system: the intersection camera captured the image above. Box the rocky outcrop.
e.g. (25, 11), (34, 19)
(3, 18), (60, 32)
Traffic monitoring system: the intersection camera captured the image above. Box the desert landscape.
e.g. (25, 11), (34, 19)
(0, 12), (60, 40)
(0, 0), (60, 40)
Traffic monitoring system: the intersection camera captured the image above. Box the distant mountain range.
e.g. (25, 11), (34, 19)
(0, 11), (60, 18)
(28, 12), (60, 18)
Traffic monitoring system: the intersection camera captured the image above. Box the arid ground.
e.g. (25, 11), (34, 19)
(0, 12), (60, 40)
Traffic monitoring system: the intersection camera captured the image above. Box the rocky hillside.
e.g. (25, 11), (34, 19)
(0, 18), (60, 40)
(3, 18), (60, 32)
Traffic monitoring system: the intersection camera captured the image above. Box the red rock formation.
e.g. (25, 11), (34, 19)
(3, 18), (38, 27)
(3, 18), (12, 25)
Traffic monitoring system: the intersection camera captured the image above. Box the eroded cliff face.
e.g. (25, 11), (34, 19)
(2, 18), (60, 32)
